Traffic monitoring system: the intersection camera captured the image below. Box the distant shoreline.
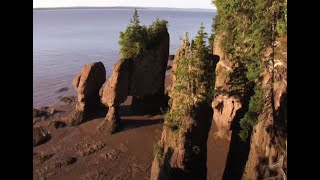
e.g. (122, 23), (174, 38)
(33, 6), (216, 12)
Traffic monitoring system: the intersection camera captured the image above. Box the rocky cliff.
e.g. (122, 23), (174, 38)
(98, 31), (169, 134)
(242, 36), (287, 180)
(211, 34), (243, 139)
(210, 0), (287, 179)
(150, 33), (218, 180)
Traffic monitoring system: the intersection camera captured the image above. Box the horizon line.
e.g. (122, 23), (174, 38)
(33, 6), (216, 11)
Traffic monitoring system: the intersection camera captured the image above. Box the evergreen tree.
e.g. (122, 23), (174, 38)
(118, 9), (168, 60)
(191, 23), (215, 105)
(194, 22), (207, 52)
(166, 25), (216, 127)
(131, 8), (140, 26)
(119, 8), (146, 59)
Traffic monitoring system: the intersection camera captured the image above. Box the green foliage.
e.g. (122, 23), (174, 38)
(164, 120), (181, 133)
(208, 15), (216, 51)
(239, 85), (264, 141)
(118, 9), (168, 59)
(212, 0), (286, 140)
(246, 62), (263, 82)
(213, 0), (286, 81)
(194, 23), (207, 52)
(131, 8), (140, 25)
(146, 18), (168, 48)
(153, 141), (164, 158)
(276, 18), (286, 36)
(118, 10), (147, 59)
(165, 24), (216, 131)
(193, 23), (216, 105)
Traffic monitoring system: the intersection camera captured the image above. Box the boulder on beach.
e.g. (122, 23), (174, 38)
(60, 96), (76, 103)
(33, 109), (45, 118)
(38, 107), (56, 116)
(55, 87), (69, 93)
(33, 126), (51, 147)
(48, 120), (66, 129)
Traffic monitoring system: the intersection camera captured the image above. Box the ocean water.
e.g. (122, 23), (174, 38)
(33, 8), (215, 108)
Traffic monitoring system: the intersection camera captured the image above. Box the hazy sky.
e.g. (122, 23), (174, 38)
(33, 0), (216, 9)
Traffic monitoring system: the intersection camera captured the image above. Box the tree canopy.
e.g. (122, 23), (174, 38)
(119, 9), (168, 60)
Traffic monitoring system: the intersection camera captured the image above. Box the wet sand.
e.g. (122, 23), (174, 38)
(33, 69), (230, 180)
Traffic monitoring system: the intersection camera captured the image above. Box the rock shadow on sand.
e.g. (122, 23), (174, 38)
(121, 119), (164, 131)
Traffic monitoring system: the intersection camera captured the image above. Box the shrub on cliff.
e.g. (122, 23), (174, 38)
(118, 9), (168, 59)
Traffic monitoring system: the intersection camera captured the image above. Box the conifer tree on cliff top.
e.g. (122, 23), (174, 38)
(191, 23), (215, 106)
(166, 24), (215, 124)
(118, 8), (168, 60)
(119, 8), (147, 59)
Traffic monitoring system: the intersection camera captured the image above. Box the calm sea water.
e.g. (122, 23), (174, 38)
(33, 8), (215, 108)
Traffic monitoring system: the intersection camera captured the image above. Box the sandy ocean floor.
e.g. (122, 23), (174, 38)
(33, 70), (230, 180)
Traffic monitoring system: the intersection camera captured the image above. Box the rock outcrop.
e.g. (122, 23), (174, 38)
(98, 31), (169, 134)
(39, 106), (56, 115)
(67, 62), (106, 126)
(100, 59), (130, 107)
(48, 120), (66, 129)
(129, 33), (169, 97)
(97, 59), (130, 134)
(60, 96), (76, 103)
(33, 109), (45, 118)
(242, 37), (287, 179)
(33, 127), (51, 147)
(211, 34), (243, 139)
(212, 95), (242, 139)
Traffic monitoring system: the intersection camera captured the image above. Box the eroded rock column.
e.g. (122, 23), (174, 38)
(212, 95), (242, 139)
(98, 31), (169, 134)
(67, 62), (106, 126)
(98, 59), (130, 134)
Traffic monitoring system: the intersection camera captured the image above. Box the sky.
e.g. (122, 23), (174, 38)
(33, 0), (216, 9)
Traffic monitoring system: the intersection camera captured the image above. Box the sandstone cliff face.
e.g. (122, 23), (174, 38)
(98, 32), (169, 134)
(100, 59), (130, 107)
(243, 37), (287, 180)
(212, 95), (242, 139)
(67, 62), (106, 126)
(211, 34), (242, 139)
(98, 59), (130, 133)
(129, 33), (169, 96)
(151, 109), (212, 180)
